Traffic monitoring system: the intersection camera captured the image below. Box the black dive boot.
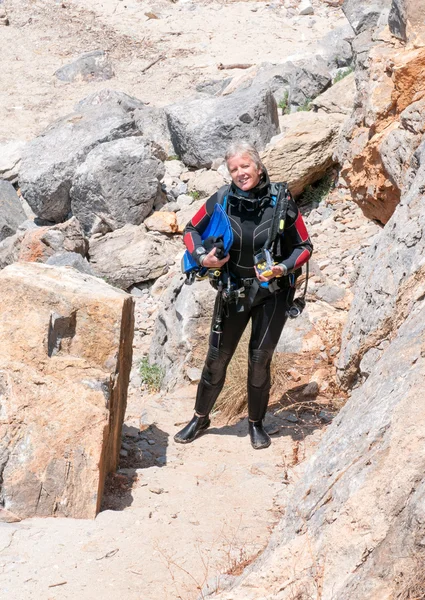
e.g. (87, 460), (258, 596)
(174, 414), (211, 444)
(249, 420), (271, 450)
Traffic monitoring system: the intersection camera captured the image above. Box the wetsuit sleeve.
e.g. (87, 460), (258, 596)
(279, 196), (313, 273)
(183, 192), (219, 265)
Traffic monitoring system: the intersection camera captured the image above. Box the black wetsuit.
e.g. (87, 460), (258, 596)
(183, 174), (313, 421)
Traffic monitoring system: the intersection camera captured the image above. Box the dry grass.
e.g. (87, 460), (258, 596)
(395, 553), (425, 600)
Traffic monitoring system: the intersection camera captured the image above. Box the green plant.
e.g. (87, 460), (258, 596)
(139, 357), (165, 392)
(166, 154), (180, 161)
(299, 172), (334, 208)
(296, 98), (312, 112)
(278, 90), (290, 115)
(332, 66), (353, 84)
(189, 190), (200, 200)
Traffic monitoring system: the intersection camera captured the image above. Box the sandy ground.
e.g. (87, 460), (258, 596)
(1, 0), (347, 140)
(0, 385), (324, 600)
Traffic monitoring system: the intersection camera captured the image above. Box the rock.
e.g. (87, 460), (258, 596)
(18, 217), (88, 264)
(388, 0), (425, 43)
(144, 211), (178, 234)
(149, 274), (216, 389)
(317, 24), (355, 70)
(46, 251), (96, 276)
(134, 106), (175, 156)
(74, 89), (145, 113)
(298, 0), (314, 15)
(196, 77), (233, 96)
(187, 170), (225, 198)
(0, 262), (134, 519)
(338, 138), (425, 387)
(19, 102), (139, 223)
(211, 297), (425, 599)
(165, 86), (279, 169)
(311, 73), (356, 116)
(55, 50), (114, 83)
(176, 194), (193, 209)
(89, 224), (181, 289)
(70, 138), (165, 235)
(287, 56), (332, 110)
(342, 0), (391, 33)
(176, 198), (204, 233)
(0, 140), (26, 183)
(262, 111), (344, 196)
(0, 180), (27, 241)
(164, 159), (185, 178)
(186, 367), (202, 383)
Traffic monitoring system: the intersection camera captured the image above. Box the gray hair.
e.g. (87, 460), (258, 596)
(224, 141), (264, 171)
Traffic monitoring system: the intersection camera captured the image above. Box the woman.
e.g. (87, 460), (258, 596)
(175, 141), (313, 449)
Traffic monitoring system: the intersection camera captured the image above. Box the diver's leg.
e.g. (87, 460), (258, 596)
(247, 289), (290, 448)
(174, 296), (250, 443)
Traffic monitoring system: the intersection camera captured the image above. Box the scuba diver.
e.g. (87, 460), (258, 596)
(175, 141), (313, 449)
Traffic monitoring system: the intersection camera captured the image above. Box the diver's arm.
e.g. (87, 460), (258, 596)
(183, 193), (218, 265)
(277, 198), (313, 274)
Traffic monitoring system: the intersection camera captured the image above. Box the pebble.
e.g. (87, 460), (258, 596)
(285, 414), (298, 423)
(148, 439), (156, 446)
(149, 487), (166, 494)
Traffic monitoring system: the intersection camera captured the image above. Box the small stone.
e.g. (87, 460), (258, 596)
(148, 439), (156, 446)
(287, 368), (302, 382)
(149, 487), (165, 494)
(266, 425), (279, 435)
(186, 367), (202, 383)
(121, 442), (131, 451)
(120, 449), (128, 458)
(298, 0), (314, 15)
(285, 414), (298, 423)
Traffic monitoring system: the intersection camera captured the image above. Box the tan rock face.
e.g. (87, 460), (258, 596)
(262, 112), (344, 196)
(340, 46), (425, 224)
(0, 263), (134, 520)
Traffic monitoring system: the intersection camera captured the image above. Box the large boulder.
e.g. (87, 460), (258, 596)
(165, 86), (279, 169)
(88, 224), (181, 289)
(19, 103), (139, 223)
(388, 0), (425, 42)
(134, 106), (175, 157)
(262, 111), (344, 196)
(0, 263), (134, 520)
(70, 138), (165, 235)
(54, 50), (114, 83)
(0, 180), (26, 241)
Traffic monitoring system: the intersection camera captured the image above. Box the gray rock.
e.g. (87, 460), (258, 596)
(342, 0), (391, 33)
(165, 86), (279, 169)
(149, 273), (216, 389)
(74, 89), (146, 113)
(388, 0), (407, 40)
(315, 284), (347, 306)
(298, 0), (314, 15)
(287, 56), (332, 110)
(46, 251), (96, 276)
(215, 299), (425, 599)
(70, 138), (165, 235)
(0, 180), (26, 241)
(379, 127), (418, 189)
(317, 24), (355, 70)
(196, 77), (232, 96)
(55, 50), (114, 83)
(0, 140), (26, 183)
(134, 106), (175, 156)
(19, 103), (138, 223)
(88, 224), (181, 289)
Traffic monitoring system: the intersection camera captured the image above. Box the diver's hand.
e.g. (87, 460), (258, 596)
(202, 247), (230, 269)
(255, 264), (286, 282)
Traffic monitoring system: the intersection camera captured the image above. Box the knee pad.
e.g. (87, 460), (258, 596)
(248, 348), (271, 388)
(202, 345), (231, 386)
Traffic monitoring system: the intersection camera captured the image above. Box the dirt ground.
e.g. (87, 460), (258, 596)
(1, 0), (347, 140)
(0, 1), (353, 598)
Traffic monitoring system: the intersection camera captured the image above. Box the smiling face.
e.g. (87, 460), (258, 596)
(226, 153), (263, 191)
